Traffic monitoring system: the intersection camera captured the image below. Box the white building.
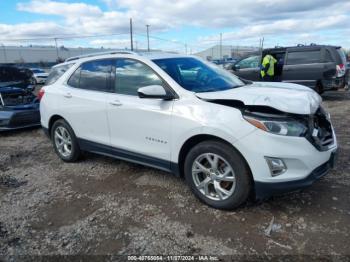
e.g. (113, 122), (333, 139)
(195, 45), (260, 60)
(0, 45), (117, 65)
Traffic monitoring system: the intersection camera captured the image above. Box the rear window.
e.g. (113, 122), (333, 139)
(46, 63), (74, 85)
(286, 50), (321, 65)
(337, 48), (347, 64)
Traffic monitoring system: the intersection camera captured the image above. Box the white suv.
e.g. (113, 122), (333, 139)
(40, 51), (337, 209)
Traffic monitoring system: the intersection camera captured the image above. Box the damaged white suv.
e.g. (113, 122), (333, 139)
(40, 52), (337, 209)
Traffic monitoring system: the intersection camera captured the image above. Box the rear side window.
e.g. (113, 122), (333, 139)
(286, 50), (321, 65)
(46, 63), (74, 85)
(325, 50), (333, 62)
(115, 59), (163, 96)
(67, 68), (80, 88)
(68, 59), (112, 92)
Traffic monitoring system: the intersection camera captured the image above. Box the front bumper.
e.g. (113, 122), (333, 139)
(254, 151), (337, 199)
(0, 108), (41, 131)
(232, 125), (337, 198)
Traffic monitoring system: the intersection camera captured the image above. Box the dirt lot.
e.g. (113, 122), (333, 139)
(0, 90), (349, 261)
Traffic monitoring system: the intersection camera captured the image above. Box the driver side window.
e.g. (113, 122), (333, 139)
(115, 59), (164, 96)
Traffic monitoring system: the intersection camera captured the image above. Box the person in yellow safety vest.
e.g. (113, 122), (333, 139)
(260, 53), (277, 81)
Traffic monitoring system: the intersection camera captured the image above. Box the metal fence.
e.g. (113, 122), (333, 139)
(0, 32), (262, 67)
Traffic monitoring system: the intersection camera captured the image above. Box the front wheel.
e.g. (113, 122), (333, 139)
(184, 140), (252, 210)
(51, 119), (81, 162)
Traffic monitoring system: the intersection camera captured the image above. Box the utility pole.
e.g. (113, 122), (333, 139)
(258, 37), (265, 63)
(146, 24), (150, 52)
(54, 38), (59, 60)
(220, 33), (222, 60)
(130, 18), (134, 51)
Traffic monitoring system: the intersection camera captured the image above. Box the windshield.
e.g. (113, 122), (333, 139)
(152, 57), (244, 93)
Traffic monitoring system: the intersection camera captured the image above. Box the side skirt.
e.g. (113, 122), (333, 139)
(78, 138), (180, 176)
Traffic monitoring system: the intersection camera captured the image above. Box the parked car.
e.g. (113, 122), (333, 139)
(40, 51), (337, 210)
(0, 86), (40, 131)
(29, 68), (49, 85)
(0, 66), (34, 91)
(230, 45), (347, 94)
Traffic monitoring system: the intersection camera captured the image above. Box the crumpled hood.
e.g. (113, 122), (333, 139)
(196, 82), (322, 115)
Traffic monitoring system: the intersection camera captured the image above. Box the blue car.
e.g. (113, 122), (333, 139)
(0, 86), (40, 131)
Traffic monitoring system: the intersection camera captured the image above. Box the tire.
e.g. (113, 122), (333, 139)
(184, 140), (252, 210)
(315, 82), (324, 94)
(51, 119), (81, 162)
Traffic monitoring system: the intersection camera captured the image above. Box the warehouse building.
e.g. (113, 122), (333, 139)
(195, 45), (260, 60)
(0, 45), (115, 66)
(0, 44), (261, 67)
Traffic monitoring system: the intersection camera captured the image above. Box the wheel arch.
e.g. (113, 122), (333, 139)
(48, 114), (66, 137)
(177, 134), (253, 181)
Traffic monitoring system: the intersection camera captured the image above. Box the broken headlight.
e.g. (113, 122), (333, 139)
(243, 115), (307, 137)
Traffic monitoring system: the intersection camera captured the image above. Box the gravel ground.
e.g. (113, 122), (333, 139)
(0, 90), (349, 261)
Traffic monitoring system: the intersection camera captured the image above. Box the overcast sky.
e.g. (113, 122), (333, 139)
(0, 0), (349, 52)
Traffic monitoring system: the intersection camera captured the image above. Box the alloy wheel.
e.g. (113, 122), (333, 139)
(192, 153), (236, 201)
(54, 126), (72, 158)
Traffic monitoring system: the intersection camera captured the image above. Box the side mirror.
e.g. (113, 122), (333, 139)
(138, 85), (174, 100)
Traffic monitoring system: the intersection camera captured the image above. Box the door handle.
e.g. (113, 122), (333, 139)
(109, 100), (122, 106)
(64, 93), (72, 98)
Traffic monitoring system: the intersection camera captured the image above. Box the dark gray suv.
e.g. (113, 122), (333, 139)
(230, 45), (347, 94)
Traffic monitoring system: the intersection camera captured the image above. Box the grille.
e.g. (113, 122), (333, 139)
(9, 111), (40, 128)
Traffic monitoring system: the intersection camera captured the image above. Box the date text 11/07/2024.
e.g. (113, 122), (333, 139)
(127, 255), (219, 261)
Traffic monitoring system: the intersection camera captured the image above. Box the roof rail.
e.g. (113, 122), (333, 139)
(65, 50), (138, 62)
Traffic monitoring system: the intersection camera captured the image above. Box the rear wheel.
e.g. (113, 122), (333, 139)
(51, 119), (81, 162)
(184, 140), (252, 210)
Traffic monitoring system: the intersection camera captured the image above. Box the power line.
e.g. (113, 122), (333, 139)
(0, 31), (250, 54)
(134, 33), (186, 46)
(0, 33), (129, 42)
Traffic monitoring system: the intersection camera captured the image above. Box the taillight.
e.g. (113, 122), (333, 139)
(336, 64), (345, 77)
(37, 88), (45, 101)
